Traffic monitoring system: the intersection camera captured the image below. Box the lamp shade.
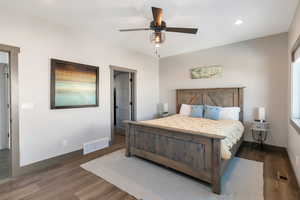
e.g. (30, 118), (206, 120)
(257, 107), (266, 121)
(163, 103), (168, 113)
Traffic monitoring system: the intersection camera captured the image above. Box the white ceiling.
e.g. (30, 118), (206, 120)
(1, 0), (298, 57)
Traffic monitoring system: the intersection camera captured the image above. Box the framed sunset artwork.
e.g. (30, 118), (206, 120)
(50, 59), (99, 109)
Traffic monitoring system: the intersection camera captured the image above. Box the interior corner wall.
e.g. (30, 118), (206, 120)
(288, 2), (300, 184)
(159, 33), (289, 148)
(0, 12), (159, 166)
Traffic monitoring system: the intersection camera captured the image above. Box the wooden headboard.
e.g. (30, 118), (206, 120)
(176, 87), (244, 122)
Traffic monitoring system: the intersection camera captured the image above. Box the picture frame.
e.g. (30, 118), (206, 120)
(50, 59), (99, 109)
(191, 65), (223, 79)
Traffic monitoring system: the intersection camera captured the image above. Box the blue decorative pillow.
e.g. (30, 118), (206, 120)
(190, 105), (204, 118)
(204, 105), (221, 120)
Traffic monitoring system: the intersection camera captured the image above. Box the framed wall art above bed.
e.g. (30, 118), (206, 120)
(191, 65), (223, 79)
(50, 59), (99, 109)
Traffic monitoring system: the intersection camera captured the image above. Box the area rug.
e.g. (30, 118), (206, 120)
(81, 149), (264, 200)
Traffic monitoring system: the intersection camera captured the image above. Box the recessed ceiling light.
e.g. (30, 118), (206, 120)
(235, 19), (244, 26)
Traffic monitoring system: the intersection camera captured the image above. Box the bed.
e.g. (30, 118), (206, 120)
(124, 87), (245, 194)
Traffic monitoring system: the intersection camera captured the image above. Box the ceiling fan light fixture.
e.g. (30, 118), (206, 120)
(150, 31), (165, 47)
(119, 7), (198, 54)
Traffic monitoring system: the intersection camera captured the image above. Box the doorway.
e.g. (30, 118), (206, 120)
(0, 51), (10, 180)
(0, 44), (20, 180)
(110, 66), (136, 145)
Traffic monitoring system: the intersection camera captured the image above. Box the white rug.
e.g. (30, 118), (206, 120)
(81, 150), (264, 200)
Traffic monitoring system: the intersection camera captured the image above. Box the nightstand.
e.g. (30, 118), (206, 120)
(251, 121), (270, 150)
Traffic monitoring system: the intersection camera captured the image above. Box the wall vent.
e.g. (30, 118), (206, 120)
(83, 138), (109, 155)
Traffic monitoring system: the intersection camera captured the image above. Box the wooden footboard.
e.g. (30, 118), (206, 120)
(123, 87), (245, 194)
(125, 121), (229, 194)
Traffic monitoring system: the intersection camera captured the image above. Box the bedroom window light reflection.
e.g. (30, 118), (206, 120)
(291, 58), (300, 121)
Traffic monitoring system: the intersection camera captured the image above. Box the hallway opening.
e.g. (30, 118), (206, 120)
(0, 51), (10, 180)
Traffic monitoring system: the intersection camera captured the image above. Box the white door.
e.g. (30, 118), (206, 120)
(0, 64), (9, 150)
(115, 72), (131, 132)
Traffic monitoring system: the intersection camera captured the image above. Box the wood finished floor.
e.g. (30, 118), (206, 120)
(0, 149), (9, 180)
(0, 137), (299, 200)
(114, 134), (125, 145)
(237, 143), (300, 200)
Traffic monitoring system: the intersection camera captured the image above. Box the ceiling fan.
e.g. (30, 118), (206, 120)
(119, 7), (198, 48)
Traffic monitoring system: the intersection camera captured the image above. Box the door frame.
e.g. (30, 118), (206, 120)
(110, 65), (137, 144)
(0, 44), (20, 178)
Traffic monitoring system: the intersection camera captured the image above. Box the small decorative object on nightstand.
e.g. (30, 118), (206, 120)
(157, 103), (170, 118)
(158, 113), (172, 118)
(251, 121), (270, 150)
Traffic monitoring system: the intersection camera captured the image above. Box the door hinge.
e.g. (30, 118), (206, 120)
(130, 102), (133, 106)
(130, 78), (133, 82)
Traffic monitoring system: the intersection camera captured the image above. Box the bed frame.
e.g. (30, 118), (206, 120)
(124, 87), (244, 194)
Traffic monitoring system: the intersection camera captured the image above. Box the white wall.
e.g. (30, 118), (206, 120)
(288, 2), (300, 184)
(0, 11), (159, 166)
(159, 33), (289, 147)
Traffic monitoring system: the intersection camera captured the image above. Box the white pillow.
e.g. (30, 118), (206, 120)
(219, 107), (240, 120)
(179, 104), (192, 116)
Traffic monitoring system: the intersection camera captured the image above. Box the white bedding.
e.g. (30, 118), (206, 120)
(142, 114), (244, 160)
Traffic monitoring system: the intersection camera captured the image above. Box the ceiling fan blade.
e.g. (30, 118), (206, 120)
(119, 28), (150, 32)
(152, 7), (163, 26)
(166, 27), (198, 34)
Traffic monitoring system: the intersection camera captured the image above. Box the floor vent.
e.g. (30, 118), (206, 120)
(277, 171), (288, 181)
(279, 175), (288, 181)
(83, 138), (109, 155)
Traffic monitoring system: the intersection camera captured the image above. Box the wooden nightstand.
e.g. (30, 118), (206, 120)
(251, 121), (270, 150)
